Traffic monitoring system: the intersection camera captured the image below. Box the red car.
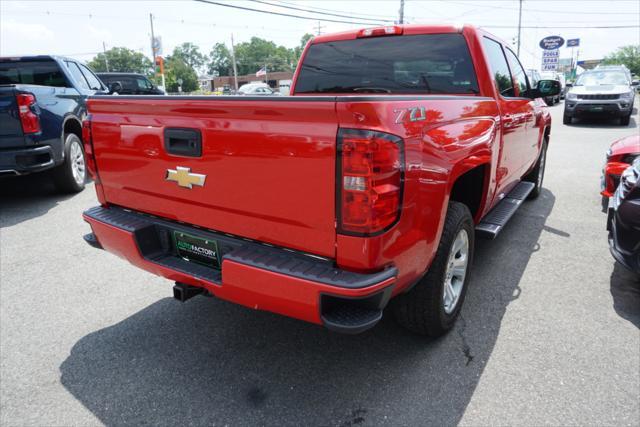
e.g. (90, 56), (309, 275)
(81, 25), (559, 336)
(602, 135), (640, 208)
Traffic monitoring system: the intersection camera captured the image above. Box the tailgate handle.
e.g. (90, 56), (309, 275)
(164, 128), (202, 157)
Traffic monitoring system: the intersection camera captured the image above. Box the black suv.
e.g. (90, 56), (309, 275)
(96, 73), (164, 95)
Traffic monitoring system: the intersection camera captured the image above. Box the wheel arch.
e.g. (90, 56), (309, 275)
(62, 114), (83, 141)
(448, 159), (491, 223)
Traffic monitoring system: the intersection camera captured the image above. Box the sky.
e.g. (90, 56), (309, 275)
(1, 0), (639, 73)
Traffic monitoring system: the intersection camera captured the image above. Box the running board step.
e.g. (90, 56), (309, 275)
(475, 181), (535, 239)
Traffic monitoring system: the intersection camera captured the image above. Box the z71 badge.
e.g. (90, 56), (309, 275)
(394, 106), (427, 124)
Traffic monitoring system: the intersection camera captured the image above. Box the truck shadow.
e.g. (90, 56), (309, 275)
(610, 262), (640, 329)
(0, 173), (78, 228)
(59, 189), (556, 426)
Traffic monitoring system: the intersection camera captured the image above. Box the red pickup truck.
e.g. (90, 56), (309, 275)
(82, 25), (559, 336)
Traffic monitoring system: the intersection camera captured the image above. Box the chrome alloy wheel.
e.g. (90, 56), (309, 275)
(442, 229), (469, 314)
(70, 139), (86, 185)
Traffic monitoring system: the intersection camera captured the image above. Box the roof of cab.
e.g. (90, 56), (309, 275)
(0, 55), (78, 63)
(311, 24), (472, 44)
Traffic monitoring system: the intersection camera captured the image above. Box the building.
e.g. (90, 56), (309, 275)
(210, 71), (294, 92)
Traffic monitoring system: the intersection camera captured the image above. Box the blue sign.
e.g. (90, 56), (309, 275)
(539, 36), (565, 50)
(567, 38), (580, 47)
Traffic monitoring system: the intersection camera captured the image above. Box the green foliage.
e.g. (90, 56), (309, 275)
(233, 37), (296, 75)
(602, 45), (640, 76)
(165, 57), (199, 93)
(88, 47), (153, 75)
(293, 33), (314, 64)
(168, 42), (206, 72)
(208, 43), (231, 76)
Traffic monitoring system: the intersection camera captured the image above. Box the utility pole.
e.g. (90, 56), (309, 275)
(399, 0), (405, 24)
(149, 14), (166, 91)
(102, 41), (109, 72)
(230, 33), (239, 92)
(315, 21), (325, 35)
(516, 0), (523, 57)
(149, 13), (156, 63)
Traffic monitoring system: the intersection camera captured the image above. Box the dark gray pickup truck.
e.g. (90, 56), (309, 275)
(0, 55), (109, 192)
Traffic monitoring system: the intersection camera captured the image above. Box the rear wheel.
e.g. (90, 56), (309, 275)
(524, 140), (547, 200)
(52, 133), (86, 193)
(392, 202), (474, 337)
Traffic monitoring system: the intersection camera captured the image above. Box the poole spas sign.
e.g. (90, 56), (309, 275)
(539, 36), (565, 50)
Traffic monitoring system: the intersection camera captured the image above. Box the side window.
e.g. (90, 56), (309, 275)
(79, 64), (104, 90)
(504, 48), (530, 97)
(65, 61), (90, 90)
(481, 37), (514, 97)
(136, 77), (152, 90)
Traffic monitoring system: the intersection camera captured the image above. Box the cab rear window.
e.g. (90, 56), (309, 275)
(0, 60), (68, 87)
(295, 34), (479, 95)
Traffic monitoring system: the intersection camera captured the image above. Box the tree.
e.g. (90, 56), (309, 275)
(208, 43), (231, 76)
(88, 47), (153, 75)
(602, 45), (640, 76)
(293, 33), (314, 64)
(233, 37), (295, 75)
(169, 42), (206, 73)
(165, 57), (198, 93)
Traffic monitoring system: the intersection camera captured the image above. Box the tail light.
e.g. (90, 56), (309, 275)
(619, 160), (639, 200)
(16, 93), (40, 134)
(357, 26), (403, 38)
(81, 116), (97, 179)
(82, 115), (106, 204)
(337, 129), (404, 236)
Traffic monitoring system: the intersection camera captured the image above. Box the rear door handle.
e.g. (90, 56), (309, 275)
(164, 128), (202, 157)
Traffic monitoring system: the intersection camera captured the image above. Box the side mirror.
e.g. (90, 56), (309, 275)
(632, 80), (639, 86)
(535, 79), (561, 98)
(109, 81), (123, 94)
(565, 82), (573, 88)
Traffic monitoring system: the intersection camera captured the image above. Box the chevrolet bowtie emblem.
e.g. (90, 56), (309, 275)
(166, 166), (206, 189)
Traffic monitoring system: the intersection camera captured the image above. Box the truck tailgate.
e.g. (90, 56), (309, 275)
(88, 96), (338, 258)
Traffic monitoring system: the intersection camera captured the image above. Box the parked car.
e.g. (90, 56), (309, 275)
(96, 72), (164, 95)
(540, 71), (564, 102)
(607, 157), (640, 275)
(601, 135), (640, 210)
(564, 69), (637, 125)
(0, 55), (109, 192)
(82, 24), (559, 336)
(237, 82), (279, 95)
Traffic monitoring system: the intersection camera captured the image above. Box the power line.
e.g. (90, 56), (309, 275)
(247, 0), (388, 23)
(270, 0), (401, 20)
(482, 24), (640, 29)
(429, 0), (640, 15)
(193, 0), (383, 25)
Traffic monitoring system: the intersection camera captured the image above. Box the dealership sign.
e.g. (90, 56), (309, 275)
(567, 38), (580, 47)
(539, 36), (565, 50)
(541, 49), (559, 71)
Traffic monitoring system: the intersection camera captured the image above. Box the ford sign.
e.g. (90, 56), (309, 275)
(539, 36), (565, 50)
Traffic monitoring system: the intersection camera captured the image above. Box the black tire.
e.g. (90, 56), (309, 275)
(563, 112), (572, 125)
(620, 114), (631, 126)
(392, 202), (474, 337)
(524, 140), (547, 200)
(52, 133), (86, 193)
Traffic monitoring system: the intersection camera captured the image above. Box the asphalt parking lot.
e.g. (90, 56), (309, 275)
(1, 104), (639, 426)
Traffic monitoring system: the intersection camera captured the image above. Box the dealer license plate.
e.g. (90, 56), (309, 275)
(173, 231), (221, 269)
